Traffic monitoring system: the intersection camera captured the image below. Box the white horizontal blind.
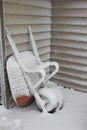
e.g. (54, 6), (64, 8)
(51, 0), (87, 91)
(3, 0), (52, 108)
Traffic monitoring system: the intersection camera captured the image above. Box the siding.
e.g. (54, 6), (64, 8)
(4, 0), (52, 61)
(3, 0), (52, 108)
(51, 0), (87, 92)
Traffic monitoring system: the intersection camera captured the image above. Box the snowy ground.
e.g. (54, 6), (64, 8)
(0, 87), (87, 130)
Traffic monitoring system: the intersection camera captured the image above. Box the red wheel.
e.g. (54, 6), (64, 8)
(16, 95), (35, 107)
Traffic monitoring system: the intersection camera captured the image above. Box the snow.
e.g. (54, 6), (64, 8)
(0, 87), (87, 130)
(36, 82), (64, 113)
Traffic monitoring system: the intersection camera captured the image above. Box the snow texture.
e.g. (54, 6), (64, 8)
(36, 81), (63, 112)
(0, 116), (23, 130)
(0, 87), (87, 130)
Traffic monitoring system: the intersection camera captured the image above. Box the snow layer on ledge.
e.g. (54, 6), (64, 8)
(0, 87), (87, 130)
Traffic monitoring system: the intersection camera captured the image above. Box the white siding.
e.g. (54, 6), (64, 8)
(4, 0), (52, 63)
(51, 0), (87, 91)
